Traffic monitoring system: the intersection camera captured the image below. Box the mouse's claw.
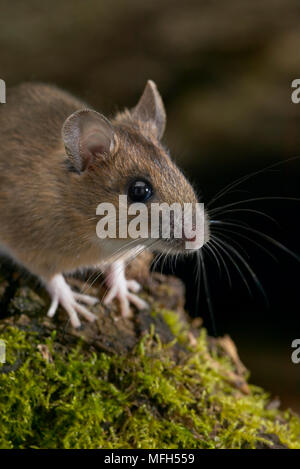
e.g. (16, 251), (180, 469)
(104, 261), (148, 317)
(46, 274), (98, 328)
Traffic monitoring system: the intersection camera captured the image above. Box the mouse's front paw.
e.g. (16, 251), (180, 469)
(46, 274), (98, 328)
(103, 261), (148, 317)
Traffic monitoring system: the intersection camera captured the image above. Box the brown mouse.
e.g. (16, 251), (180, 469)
(0, 80), (209, 327)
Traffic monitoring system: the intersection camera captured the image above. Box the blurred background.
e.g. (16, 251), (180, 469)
(0, 0), (299, 411)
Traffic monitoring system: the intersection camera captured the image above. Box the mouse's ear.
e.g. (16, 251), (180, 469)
(131, 80), (166, 140)
(62, 109), (115, 173)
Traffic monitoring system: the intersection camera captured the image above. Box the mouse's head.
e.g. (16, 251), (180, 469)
(62, 80), (210, 256)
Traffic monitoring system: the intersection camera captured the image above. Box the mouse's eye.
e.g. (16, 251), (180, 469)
(128, 179), (153, 203)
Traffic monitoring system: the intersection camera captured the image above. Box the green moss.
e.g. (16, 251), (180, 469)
(151, 308), (189, 345)
(0, 316), (299, 449)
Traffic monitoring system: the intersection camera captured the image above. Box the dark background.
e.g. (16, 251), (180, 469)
(0, 0), (299, 411)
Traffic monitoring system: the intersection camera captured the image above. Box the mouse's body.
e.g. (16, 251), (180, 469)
(0, 81), (209, 327)
(0, 84), (98, 277)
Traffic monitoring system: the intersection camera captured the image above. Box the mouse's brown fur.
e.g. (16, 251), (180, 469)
(0, 81), (205, 287)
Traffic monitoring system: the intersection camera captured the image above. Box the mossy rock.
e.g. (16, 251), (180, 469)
(0, 256), (299, 449)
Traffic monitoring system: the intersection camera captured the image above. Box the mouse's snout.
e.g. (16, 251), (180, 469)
(181, 208), (210, 251)
(138, 156), (211, 254)
(149, 199), (210, 254)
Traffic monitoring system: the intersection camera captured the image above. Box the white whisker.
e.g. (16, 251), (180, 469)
(210, 235), (252, 296)
(207, 156), (300, 209)
(212, 221), (300, 263)
(216, 237), (269, 305)
(199, 250), (217, 336)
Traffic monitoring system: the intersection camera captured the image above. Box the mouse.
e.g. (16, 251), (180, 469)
(0, 80), (210, 328)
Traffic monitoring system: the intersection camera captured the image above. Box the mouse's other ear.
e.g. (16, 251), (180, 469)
(62, 109), (115, 173)
(131, 80), (166, 140)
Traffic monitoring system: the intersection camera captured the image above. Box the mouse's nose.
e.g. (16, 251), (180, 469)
(181, 221), (200, 249)
(181, 204), (209, 250)
(182, 232), (196, 243)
